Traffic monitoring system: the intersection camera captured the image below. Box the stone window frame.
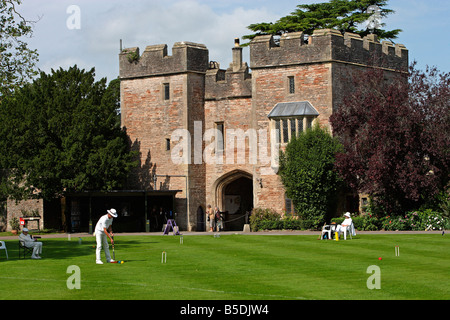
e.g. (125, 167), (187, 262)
(163, 82), (170, 101)
(165, 138), (171, 151)
(287, 76), (295, 94)
(215, 122), (225, 153)
(270, 116), (316, 144)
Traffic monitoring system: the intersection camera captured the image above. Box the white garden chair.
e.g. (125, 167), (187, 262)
(0, 241), (9, 260)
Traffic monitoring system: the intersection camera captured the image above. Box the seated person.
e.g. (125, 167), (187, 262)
(336, 212), (353, 238)
(19, 228), (43, 259)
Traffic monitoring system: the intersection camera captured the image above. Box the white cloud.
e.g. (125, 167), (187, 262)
(39, 57), (91, 74)
(79, 0), (279, 79)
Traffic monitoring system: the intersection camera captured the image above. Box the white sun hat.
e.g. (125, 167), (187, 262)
(107, 208), (118, 218)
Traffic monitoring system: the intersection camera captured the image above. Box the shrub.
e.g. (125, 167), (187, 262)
(249, 208), (318, 231)
(279, 124), (343, 224)
(331, 210), (449, 231)
(250, 208), (450, 232)
(249, 208), (281, 232)
(421, 210), (446, 231)
(381, 210), (445, 231)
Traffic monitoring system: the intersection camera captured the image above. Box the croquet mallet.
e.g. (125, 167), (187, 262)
(112, 235), (115, 260)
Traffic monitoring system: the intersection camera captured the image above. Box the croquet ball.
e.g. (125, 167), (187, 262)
(121, 261), (124, 264)
(378, 257), (382, 260)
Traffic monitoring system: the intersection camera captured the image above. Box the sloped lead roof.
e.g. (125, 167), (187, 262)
(268, 101), (319, 118)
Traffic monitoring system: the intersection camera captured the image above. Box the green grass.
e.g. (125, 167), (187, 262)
(0, 234), (449, 300)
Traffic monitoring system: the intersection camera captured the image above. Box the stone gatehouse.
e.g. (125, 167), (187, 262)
(119, 29), (408, 231)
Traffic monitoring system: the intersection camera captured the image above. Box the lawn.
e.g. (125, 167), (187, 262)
(0, 234), (448, 300)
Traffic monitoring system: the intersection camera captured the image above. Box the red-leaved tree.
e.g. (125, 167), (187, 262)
(330, 63), (450, 214)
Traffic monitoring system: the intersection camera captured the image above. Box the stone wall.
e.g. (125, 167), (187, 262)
(6, 199), (44, 231)
(119, 29), (408, 229)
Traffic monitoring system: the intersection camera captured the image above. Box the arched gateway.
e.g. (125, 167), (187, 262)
(214, 170), (254, 231)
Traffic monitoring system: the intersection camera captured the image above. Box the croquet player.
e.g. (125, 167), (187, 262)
(336, 212), (353, 238)
(94, 208), (118, 264)
(19, 228), (43, 259)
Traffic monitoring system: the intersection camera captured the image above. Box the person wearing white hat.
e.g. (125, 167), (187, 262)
(18, 228), (43, 259)
(336, 212), (353, 239)
(94, 208), (118, 264)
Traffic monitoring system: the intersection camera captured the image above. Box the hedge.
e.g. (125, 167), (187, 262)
(249, 208), (319, 231)
(249, 208), (449, 232)
(331, 209), (449, 231)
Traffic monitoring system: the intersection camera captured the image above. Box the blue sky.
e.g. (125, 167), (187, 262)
(20, 0), (450, 82)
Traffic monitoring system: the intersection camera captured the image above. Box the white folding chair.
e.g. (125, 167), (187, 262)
(338, 222), (356, 240)
(0, 241), (9, 260)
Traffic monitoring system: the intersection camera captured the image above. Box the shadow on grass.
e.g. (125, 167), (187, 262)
(1, 238), (160, 261)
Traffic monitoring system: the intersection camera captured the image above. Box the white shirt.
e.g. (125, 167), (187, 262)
(342, 217), (352, 226)
(94, 214), (113, 235)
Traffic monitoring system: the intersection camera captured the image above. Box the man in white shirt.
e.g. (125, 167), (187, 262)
(336, 212), (353, 239)
(94, 208), (118, 264)
(19, 228), (43, 259)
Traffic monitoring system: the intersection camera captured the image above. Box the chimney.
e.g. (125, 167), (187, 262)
(232, 38), (243, 72)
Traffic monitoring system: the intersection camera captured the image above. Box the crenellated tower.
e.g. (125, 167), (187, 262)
(120, 42), (209, 231)
(250, 29), (408, 71)
(119, 41), (209, 78)
(249, 29), (408, 213)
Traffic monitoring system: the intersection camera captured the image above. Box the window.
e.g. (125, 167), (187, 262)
(285, 196), (296, 215)
(297, 117), (304, 133)
(288, 76), (295, 94)
(282, 119), (289, 143)
(215, 122), (224, 152)
(268, 101), (319, 144)
(163, 83), (170, 100)
(272, 116), (317, 144)
(306, 117), (313, 129)
(290, 118), (296, 139)
(165, 138), (171, 151)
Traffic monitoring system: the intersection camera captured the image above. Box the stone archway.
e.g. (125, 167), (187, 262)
(214, 170), (253, 230)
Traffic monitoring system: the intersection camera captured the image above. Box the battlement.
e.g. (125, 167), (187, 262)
(205, 38), (252, 101)
(250, 29), (408, 71)
(119, 41), (209, 79)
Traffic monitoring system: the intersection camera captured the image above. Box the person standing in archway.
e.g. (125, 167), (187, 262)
(215, 207), (223, 232)
(206, 205), (214, 232)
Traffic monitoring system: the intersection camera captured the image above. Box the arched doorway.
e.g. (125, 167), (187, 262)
(214, 170), (253, 231)
(196, 206), (205, 231)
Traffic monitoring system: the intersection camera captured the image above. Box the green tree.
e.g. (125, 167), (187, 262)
(0, 66), (138, 200)
(243, 0), (401, 44)
(279, 124), (343, 225)
(1, 0), (39, 95)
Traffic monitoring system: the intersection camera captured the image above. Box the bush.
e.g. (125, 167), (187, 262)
(250, 207), (450, 232)
(249, 208), (281, 232)
(381, 210), (447, 231)
(249, 208), (318, 231)
(420, 210), (447, 231)
(330, 210), (449, 231)
(279, 124), (343, 223)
